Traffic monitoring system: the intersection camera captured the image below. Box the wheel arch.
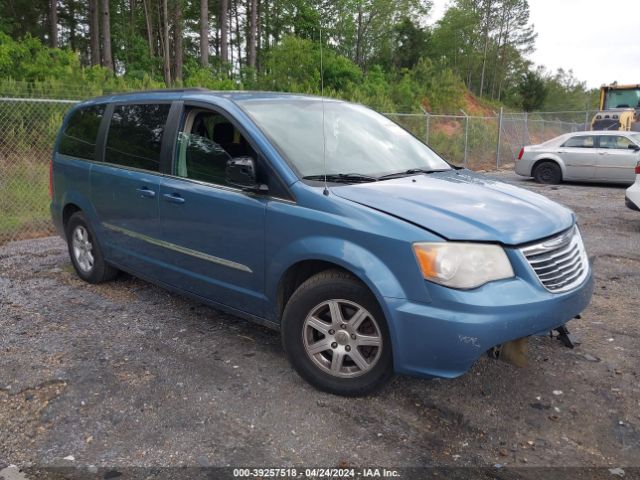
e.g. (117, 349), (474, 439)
(268, 238), (409, 324)
(532, 157), (566, 179)
(276, 260), (355, 321)
(59, 190), (100, 239)
(62, 203), (82, 232)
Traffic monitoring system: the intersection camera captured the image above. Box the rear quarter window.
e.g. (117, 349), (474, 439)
(105, 103), (171, 171)
(58, 105), (105, 160)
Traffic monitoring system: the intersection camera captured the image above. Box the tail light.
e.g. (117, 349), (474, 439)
(636, 161), (640, 175)
(517, 147), (524, 160)
(49, 158), (54, 198)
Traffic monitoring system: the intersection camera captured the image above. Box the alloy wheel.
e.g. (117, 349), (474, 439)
(302, 299), (383, 378)
(71, 225), (94, 273)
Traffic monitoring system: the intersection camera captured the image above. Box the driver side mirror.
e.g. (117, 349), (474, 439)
(628, 144), (640, 151)
(226, 156), (268, 192)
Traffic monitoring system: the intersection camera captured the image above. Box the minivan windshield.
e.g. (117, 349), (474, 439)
(238, 98), (451, 180)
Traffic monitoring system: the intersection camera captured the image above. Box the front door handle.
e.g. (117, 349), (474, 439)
(136, 187), (156, 198)
(162, 193), (186, 204)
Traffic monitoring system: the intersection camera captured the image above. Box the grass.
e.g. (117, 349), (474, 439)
(0, 159), (53, 244)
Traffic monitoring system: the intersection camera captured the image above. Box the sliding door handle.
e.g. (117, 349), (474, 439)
(136, 187), (156, 198)
(162, 193), (186, 204)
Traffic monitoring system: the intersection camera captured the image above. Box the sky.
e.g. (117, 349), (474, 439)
(427, 0), (640, 89)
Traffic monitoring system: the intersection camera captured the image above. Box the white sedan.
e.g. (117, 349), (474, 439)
(626, 162), (640, 211)
(515, 131), (640, 184)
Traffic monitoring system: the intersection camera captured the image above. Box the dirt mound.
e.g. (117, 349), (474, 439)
(463, 91), (495, 116)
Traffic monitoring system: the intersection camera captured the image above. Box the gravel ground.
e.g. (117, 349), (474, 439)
(1, 171), (639, 474)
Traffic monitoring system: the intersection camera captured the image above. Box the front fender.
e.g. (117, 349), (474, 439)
(266, 236), (410, 320)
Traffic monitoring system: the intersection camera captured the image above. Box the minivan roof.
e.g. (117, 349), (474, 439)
(79, 89), (337, 106)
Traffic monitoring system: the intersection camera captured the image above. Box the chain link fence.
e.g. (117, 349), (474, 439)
(0, 97), (78, 244)
(387, 109), (599, 171)
(0, 96), (598, 244)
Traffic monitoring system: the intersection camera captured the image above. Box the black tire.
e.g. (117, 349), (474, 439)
(533, 160), (562, 184)
(65, 211), (118, 284)
(281, 269), (393, 396)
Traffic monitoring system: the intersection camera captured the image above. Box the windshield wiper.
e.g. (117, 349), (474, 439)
(378, 168), (449, 180)
(302, 173), (379, 184)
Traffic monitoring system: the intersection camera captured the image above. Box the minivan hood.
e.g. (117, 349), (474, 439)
(332, 170), (574, 245)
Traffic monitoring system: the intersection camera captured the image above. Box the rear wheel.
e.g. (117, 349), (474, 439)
(533, 161), (562, 184)
(281, 270), (393, 396)
(66, 211), (118, 284)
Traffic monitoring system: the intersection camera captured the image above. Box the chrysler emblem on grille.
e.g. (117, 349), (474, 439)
(520, 225), (588, 293)
(542, 227), (574, 249)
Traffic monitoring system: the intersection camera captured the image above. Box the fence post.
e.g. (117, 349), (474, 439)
(426, 113), (430, 144)
(523, 111), (528, 147)
(420, 106), (430, 144)
(496, 107), (503, 170)
(584, 110), (590, 131)
(461, 109), (469, 167)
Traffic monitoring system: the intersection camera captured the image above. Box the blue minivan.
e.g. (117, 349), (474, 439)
(51, 89), (593, 396)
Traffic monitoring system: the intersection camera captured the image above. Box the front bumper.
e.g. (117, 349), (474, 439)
(385, 269), (594, 379)
(625, 195), (640, 212)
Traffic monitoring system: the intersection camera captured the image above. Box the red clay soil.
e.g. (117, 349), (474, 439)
(463, 91), (495, 117)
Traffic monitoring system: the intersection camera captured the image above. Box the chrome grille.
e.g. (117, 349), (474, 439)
(520, 226), (589, 293)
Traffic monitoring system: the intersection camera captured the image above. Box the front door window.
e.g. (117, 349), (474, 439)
(175, 110), (255, 185)
(598, 136), (634, 150)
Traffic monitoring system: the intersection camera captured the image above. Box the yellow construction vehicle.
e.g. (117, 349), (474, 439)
(591, 83), (640, 131)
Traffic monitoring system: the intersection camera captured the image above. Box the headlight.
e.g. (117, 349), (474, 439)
(413, 242), (514, 289)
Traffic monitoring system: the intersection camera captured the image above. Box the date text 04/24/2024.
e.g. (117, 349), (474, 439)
(232, 468), (400, 478)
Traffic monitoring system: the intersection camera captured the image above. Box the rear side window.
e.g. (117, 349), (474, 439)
(105, 103), (171, 171)
(58, 105), (105, 160)
(562, 136), (595, 148)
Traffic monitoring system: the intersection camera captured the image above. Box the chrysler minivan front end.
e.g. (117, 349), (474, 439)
(285, 168), (594, 382)
(386, 225), (593, 378)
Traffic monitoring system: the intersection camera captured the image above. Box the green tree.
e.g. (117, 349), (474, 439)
(390, 17), (430, 69)
(540, 68), (598, 111)
(258, 35), (361, 93)
(0, 32), (77, 81)
(431, 0), (535, 101)
(518, 69), (547, 111)
(431, 6), (480, 90)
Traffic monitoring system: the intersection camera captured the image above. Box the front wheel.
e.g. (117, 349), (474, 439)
(533, 161), (562, 184)
(281, 270), (393, 396)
